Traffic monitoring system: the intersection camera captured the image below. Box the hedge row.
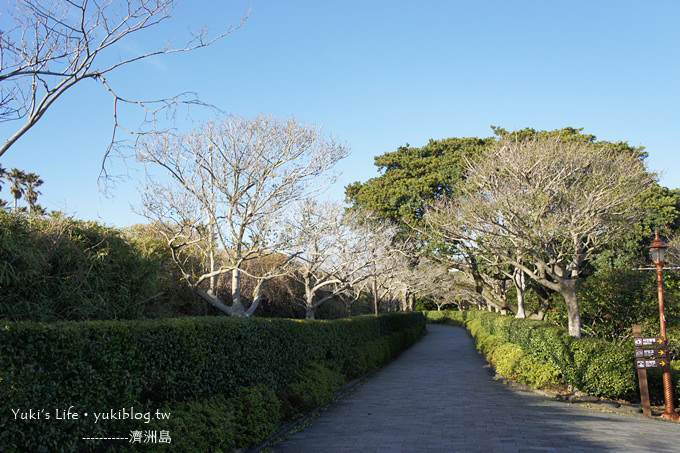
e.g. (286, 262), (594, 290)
(1, 312), (425, 452)
(424, 310), (680, 403)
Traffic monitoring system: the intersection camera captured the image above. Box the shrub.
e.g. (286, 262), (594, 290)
(232, 385), (281, 450)
(128, 395), (235, 453)
(0, 212), (196, 322)
(423, 310), (465, 326)
(1, 312), (425, 451)
(441, 310), (674, 400)
(491, 342), (525, 379)
(282, 362), (345, 417)
(578, 344), (636, 397)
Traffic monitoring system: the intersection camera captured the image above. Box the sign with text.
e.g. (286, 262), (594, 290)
(634, 348), (669, 359)
(632, 325), (654, 416)
(633, 337), (666, 347)
(635, 358), (671, 369)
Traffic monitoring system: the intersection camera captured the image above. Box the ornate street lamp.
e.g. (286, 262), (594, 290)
(649, 232), (679, 420)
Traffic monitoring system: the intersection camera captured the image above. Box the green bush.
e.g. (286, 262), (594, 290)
(0, 212), (198, 322)
(126, 385), (282, 452)
(463, 317), (560, 389)
(566, 337), (636, 397)
(1, 312), (425, 451)
(437, 310), (674, 400)
(232, 385), (281, 450)
(578, 343), (636, 397)
(127, 395), (235, 453)
(282, 362), (345, 417)
(491, 343), (560, 388)
(343, 337), (389, 379)
(490, 342), (524, 379)
(423, 309), (465, 326)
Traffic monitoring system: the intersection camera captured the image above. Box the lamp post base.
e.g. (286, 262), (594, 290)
(661, 412), (680, 421)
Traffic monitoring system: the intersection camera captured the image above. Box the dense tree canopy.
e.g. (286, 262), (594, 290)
(347, 127), (677, 338)
(345, 137), (492, 233)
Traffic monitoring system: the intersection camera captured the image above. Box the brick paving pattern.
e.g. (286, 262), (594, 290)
(273, 324), (680, 452)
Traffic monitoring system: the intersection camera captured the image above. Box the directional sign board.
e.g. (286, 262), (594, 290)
(636, 358), (671, 369)
(633, 337), (666, 347)
(634, 348), (669, 358)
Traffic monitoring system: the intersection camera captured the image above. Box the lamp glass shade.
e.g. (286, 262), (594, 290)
(650, 232), (667, 265)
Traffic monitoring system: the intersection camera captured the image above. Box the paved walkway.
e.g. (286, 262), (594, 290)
(272, 324), (680, 452)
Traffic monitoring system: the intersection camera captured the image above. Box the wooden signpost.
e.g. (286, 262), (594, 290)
(632, 325), (670, 416)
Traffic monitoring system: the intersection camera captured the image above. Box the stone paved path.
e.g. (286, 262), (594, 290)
(272, 324), (680, 452)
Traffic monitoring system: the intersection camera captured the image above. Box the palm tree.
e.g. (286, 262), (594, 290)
(0, 164), (6, 191)
(23, 172), (43, 212)
(0, 164), (6, 206)
(7, 168), (27, 210)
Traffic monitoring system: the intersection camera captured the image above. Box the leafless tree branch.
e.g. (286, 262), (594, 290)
(0, 0), (249, 169)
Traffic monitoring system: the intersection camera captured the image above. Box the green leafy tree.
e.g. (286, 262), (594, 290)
(588, 185), (680, 273)
(346, 137), (491, 235)
(549, 268), (676, 343)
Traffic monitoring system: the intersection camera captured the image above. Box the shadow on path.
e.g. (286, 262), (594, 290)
(272, 324), (680, 452)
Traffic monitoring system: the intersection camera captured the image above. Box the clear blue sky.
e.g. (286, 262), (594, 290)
(1, 0), (679, 228)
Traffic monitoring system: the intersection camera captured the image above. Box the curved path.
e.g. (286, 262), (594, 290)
(272, 324), (680, 452)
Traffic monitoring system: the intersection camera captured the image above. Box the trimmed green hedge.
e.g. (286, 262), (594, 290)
(424, 310), (679, 402)
(1, 312), (425, 452)
(422, 310), (465, 327)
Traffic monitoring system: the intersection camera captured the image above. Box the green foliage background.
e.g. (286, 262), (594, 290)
(0, 212), (198, 321)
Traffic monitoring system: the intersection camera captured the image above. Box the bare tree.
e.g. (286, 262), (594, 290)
(0, 0), (247, 164)
(427, 134), (654, 337)
(666, 234), (680, 267)
(368, 241), (420, 313)
(407, 260), (466, 310)
(281, 199), (380, 319)
(136, 114), (348, 317)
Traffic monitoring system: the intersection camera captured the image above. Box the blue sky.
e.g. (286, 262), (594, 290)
(1, 0), (679, 227)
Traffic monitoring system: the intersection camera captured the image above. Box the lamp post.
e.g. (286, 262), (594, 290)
(649, 231), (679, 420)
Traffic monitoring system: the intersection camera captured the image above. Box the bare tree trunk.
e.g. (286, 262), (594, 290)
(208, 218), (218, 294)
(192, 287), (235, 316)
(303, 274), (317, 319)
(527, 284), (552, 320)
(401, 290), (409, 312)
(559, 278), (581, 338)
(230, 269), (246, 317)
(372, 274), (379, 315)
(245, 279), (266, 317)
(514, 268), (526, 318)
